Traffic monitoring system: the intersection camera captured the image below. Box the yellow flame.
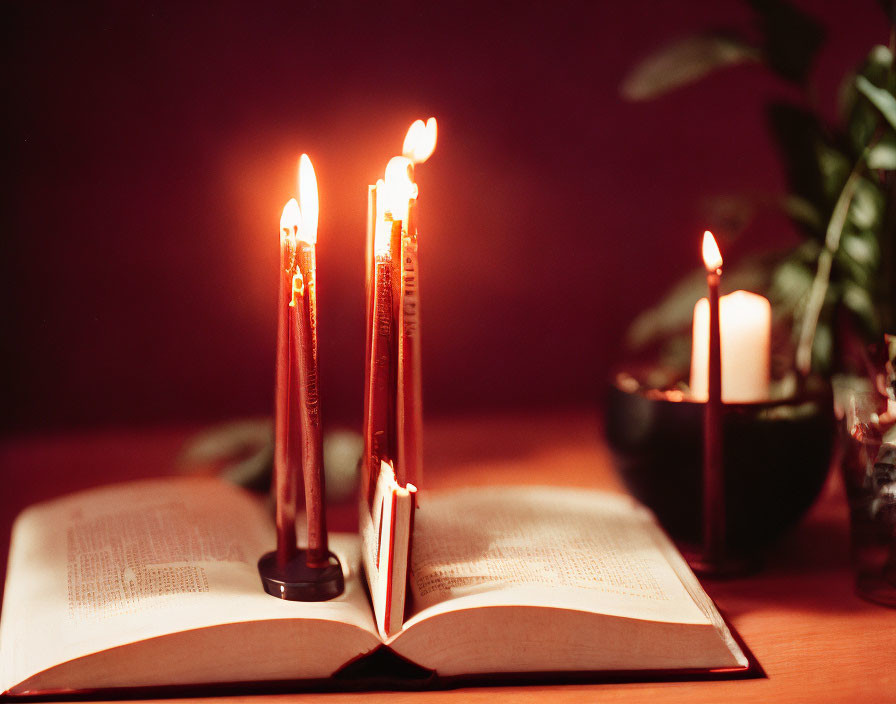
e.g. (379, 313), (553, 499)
(402, 117), (438, 164)
(298, 154), (318, 245)
(383, 156), (418, 222)
(702, 230), (723, 272)
(280, 198), (301, 234)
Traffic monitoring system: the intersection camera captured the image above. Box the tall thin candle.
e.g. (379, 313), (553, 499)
(701, 231), (724, 563)
(362, 185), (378, 504)
(367, 180), (395, 494)
(362, 119), (437, 491)
(259, 166), (343, 603)
(294, 154), (329, 569)
(395, 119), (436, 487)
(275, 199), (301, 567)
(396, 201), (422, 487)
(382, 157), (417, 485)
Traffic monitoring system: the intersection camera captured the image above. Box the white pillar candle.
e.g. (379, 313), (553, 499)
(690, 289), (771, 403)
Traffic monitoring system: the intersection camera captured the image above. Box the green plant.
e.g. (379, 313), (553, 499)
(622, 0), (896, 382)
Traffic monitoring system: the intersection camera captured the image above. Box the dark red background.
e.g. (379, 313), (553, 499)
(1, 1), (887, 434)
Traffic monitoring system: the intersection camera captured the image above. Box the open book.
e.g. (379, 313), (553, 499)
(0, 477), (751, 695)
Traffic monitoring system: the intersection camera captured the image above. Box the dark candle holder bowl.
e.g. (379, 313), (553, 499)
(606, 371), (835, 565)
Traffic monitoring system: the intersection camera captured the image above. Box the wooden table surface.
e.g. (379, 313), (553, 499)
(1, 408), (894, 702)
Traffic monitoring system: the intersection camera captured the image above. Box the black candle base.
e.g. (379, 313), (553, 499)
(258, 550), (345, 601)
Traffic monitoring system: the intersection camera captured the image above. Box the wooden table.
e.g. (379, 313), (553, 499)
(1, 408), (894, 702)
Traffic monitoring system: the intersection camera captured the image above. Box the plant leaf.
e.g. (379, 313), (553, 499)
(811, 320), (834, 373)
(843, 281), (880, 334)
(769, 255), (815, 314)
(621, 34), (760, 101)
(841, 46), (894, 154)
(856, 75), (896, 132)
(867, 139), (896, 169)
(748, 0), (825, 84)
(779, 195), (823, 229)
(816, 143), (852, 202)
(840, 228), (880, 267)
(835, 239), (874, 289)
(766, 102), (830, 234)
(847, 177), (884, 230)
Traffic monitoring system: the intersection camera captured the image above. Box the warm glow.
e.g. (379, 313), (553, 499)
(298, 154), (318, 245)
(373, 179), (390, 256)
(382, 156), (418, 222)
(289, 271), (304, 306)
(280, 198), (301, 235)
(702, 230), (723, 272)
(402, 117), (438, 164)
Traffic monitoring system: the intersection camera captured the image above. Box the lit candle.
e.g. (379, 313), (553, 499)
(275, 198), (301, 566)
(689, 246), (771, 403)
(362, 118), (437, 494)
(396, 118), (437, 488)
(362, 183), (377, 504)
(699, 231), (724, 564)
(364, 179), (396, 500)
(293, 154), (329, 569)
(383, 156), (418, 487)
(260, 161), (343, 602)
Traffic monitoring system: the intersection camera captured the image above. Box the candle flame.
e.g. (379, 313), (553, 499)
(280, 198), (301, 235)
(702, 231), (723, 272)
(402, 117), (438, 164)
(298, 154), (318, 245)
(383, 156), (418, 222)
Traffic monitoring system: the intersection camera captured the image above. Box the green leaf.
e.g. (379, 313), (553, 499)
(867, 140), (896, 169)
(840, 229), (880, 267)
(866, 44), (895, 78)
(816, 143), (852, 202)
(621, 34), (760, 101)
(766, 102), (828, 226)
(625, 270), (708, 350)
(835, 239), (874, 289)
(840, 46), (894, 154)
(856, 75), (896, 132)
(769, 256), (815, 314)
(849, 107), (880, 155)
(847, 176), (884, 230)
(842, 282), (880, 334)
(780, 195), (823, 229)
(748, 0), (825, 84)
(811, 321), (834, 373)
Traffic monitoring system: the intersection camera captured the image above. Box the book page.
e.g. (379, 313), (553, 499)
(360, 461), (415, 638)
(0, 477), (378, 692)
(405, 486), (709, 628)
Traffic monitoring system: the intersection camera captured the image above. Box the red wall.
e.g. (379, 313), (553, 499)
(2, 1), (887, 432)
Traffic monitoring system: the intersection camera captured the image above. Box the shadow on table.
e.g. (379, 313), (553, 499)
(704, 497), (871, 617)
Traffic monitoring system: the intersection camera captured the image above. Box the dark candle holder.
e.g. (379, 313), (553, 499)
(258, 549), (344, 601)
(606, 370), (835, 574)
